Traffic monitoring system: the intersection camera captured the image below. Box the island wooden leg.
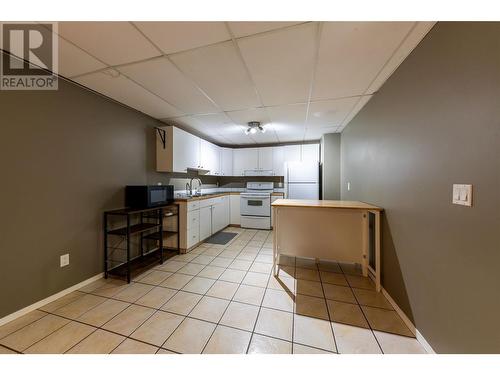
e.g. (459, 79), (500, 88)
(362, 212), (368, 277)
(273, 207), (278, 276)
(375, 211), (381, 292)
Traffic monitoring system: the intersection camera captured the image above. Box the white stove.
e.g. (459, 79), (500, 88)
(240, 182), (273, 230)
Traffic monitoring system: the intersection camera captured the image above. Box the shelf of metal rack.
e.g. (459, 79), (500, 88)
(103, 203), (180, 283)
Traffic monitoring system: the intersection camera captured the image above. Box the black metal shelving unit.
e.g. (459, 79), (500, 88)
(104, 203), (180, 283)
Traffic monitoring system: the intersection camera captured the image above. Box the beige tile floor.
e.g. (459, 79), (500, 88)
(0, 228), (426, 354)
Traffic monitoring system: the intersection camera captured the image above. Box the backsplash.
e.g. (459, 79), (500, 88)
(149, 172), (284, 197)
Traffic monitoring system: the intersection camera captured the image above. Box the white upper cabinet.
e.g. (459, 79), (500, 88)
(301, 143), (320, 162)
(272, 146), (285, 176)
(157, 125), (319, 175)
(233, 148), (259, 175)
(172, 127), (200, 172)
(220, 148), (233, 176)
(258, 147), (274, 171)
(283, 145), (301, 163)
(200, 139), (220, 174)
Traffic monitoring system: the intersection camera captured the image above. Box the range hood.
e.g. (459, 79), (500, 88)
(243, 170), (274, 176)
(187, 167), (210, 174)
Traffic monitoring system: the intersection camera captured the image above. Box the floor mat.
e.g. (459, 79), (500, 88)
(204, 231), (238, 245)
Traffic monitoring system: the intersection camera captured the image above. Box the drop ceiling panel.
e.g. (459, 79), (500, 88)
(226, 108), (278, 143)
(166, 114), (237, 145)
(277, 128), (306, 143)
(58, 22), (160, 66)
(75, 70), (183, 118)
(191, 113), (235, 136)
(212, 123), (254, 144)
(267, 103), (308, 142)
(238, 23), (316, 106)
(338, 95), (373, 131)
(247, 129), (279, 143)
(365, 22), (435, 93)
(304, 126), (339, 141)
(135, 22), (231, 54)
(313, 22), (414, 100)
(117, 57), (218, 115)
(170, 41), (260, 111)
(267, 103), (307, 128)
(57, 37), (107, 78)
(226, 107), (271, 127)
(307, 97), (359, 128)
(227, 22), (304, 38)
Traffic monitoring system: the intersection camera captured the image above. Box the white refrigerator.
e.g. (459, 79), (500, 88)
(284, 161), (320, 199)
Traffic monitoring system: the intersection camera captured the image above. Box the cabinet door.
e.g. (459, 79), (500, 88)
(233, 148), (259, 176)
(258, 147), (273, 170)
(272, 146), (285, 176)
(283, 145), (301, 165)
(211, 204), (223, 233)
(222, 196), (230, 227)
(200, 139), (220, 174)
(220, 148), (233, 176)
(301, 143), (320, 162)
(230, 194), (240, 225)
(199, 206), (212, 241)
(173, 127), (200, 172)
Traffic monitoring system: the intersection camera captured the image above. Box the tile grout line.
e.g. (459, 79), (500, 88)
(290, 256), (297, 353)
(16, 230), (242, 354)
(54, 229), (252, 354)
(159, 229), (260, 353)
(317, 261), (340, 354)
(0, 342), (23, 354)
(242, 232), (272, 354)
(340, 264), (385, 354)
(3, 229), (402, 354)
(200, 229), (269, 354)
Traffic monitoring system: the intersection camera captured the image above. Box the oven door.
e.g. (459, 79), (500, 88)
(240, 195), (271, 217)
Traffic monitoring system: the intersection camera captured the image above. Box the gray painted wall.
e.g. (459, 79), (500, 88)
(0, 75), (162, 318)
(341, 22), (500, 353)
(320, 133), (341, 199)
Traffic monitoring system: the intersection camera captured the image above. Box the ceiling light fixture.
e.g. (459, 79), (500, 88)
(245, 121), (266, 135)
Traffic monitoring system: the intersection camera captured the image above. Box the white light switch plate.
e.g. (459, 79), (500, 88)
(60, 253), (70, 267)
(452, 184), (472, 206)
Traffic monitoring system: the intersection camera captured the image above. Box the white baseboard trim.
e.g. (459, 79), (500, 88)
(0, 273), (104, 327)
(416, 329), (436, 354)
(381, 287), (436, 354)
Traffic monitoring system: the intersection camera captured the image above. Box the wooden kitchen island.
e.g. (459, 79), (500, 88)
(272, 199), (383, 291)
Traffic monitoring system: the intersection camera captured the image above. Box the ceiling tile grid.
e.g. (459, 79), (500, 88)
(30, 21), (435, 145)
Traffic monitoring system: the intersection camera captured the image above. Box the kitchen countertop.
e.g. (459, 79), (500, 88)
(271, 199), (383, 211)
(175, 191), (284, 202)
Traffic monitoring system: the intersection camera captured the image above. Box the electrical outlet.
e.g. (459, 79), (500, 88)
(60, 253), (70, 268)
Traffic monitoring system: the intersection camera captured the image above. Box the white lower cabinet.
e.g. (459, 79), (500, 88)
(181, 194), (235, 251)
(187, 226), (199, 249)
(199, 206), (212, 240)
(230, 194), (240, 225)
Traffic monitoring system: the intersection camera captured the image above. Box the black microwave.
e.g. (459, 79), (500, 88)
(125, 185), (174, 208)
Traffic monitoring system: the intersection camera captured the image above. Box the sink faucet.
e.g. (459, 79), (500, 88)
(188, 177), (203, 196)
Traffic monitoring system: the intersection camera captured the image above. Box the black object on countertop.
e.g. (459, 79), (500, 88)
(125, 185), (174, 209)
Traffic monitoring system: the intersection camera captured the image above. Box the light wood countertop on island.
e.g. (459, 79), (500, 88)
(271, 199), (383, 211)
(272, 198), (382, 291)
